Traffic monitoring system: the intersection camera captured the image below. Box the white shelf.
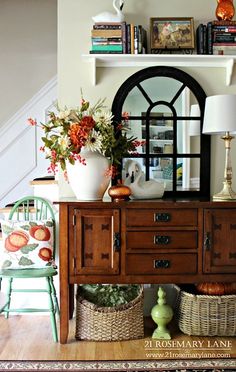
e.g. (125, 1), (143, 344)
(82, 54), (236, 86)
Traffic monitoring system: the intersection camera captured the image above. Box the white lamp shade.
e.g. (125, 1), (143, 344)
(189, 104), (200, 136)
(203, 94), (236, 134)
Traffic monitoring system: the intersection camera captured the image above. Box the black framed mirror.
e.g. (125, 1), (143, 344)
(112, 66), (210, 199)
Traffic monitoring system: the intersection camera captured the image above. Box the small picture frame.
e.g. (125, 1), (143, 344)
(150, 17), (194, 51)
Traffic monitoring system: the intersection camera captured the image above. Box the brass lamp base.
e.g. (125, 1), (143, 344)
(213, 181), (236, 201)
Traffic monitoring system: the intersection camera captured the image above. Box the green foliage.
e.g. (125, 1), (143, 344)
(18, 257), (34, 266)
(20, 244), (38, 254)
(1, 225), (14, 234)
(79, 284), (141, 307)
(20, 225), (30, 231)
(2, 260), (12, 269)
(29, 222), (38, 227)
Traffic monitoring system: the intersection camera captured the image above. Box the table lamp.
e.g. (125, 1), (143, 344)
(203, 94), (236, 200)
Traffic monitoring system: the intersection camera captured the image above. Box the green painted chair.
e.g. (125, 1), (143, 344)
(0, 196), (59, 342)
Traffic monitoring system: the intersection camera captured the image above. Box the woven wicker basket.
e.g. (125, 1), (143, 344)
(174, 285), (236, 336)
(75, 286), (144, 341)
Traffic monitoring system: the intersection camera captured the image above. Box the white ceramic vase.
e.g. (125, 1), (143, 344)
(66, 149), (111, 201)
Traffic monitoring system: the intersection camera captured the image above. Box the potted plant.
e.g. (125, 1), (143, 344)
(28, 96), (142, 200)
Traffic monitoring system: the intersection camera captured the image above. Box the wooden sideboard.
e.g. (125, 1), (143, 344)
(57, 198), (236, 343)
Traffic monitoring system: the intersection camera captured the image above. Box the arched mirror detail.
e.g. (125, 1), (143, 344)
(112, 66), (210, 198)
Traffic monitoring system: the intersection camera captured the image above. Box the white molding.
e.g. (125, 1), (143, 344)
(0, 76), (57, 136)
(0, 76), (57, 154)
(0, 76), (57, 207)
(0, 77), (57, 153)
(82, 54), (236, 86)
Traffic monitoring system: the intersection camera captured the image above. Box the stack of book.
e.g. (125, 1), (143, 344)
(90, 22), (147, 54)
(90, 22), (125, 54)
(211, 20), (236, 55)
(196, 20), (236, 55)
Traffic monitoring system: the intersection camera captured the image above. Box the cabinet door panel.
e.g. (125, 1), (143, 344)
(203, 209), (236, 273)
(70, 208), (120, 275)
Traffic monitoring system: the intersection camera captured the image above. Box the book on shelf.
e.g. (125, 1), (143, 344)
(92, 37), (122, 45)
(134, 25), (147, 54)
(91, 29), (122, 38)
(91, 44), (123, 52)
(89, 50), (123, 54)
(140, 26), (147, 54)
(130, 23), (135, 54)
(121, 22), (127, 53)
(126, 23), (131, 53)
(213, 25), (236, 31)
(212, 43), (236, 55)
(93, 23), (123, 30)
(134, 25), (139, 54)
(212, 20), (236, 26)
(207, 21), (213, 54)
(196, 24), (207, 54)
(213, 33), (236, 43)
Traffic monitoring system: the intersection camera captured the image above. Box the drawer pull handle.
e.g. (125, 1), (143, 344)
(154, 259), (170, 269)
(204, 232), (211, 251)
(154, 213), (171, 222)
(113, 232), (121, 252)
(154, 235), (171, 245)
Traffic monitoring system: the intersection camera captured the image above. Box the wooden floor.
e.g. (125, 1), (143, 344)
(0, 314), (236, 361)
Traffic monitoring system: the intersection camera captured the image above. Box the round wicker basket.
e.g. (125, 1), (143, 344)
(174, 284), (236, 336)
(75, 285), (144, 341)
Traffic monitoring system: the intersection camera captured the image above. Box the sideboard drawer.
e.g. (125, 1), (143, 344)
(126, 209), (198, 227)
(126, 253), (197, 275)
(126, 231), (197, 250)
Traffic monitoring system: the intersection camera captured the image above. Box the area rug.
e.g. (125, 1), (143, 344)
(0, 359), (236, 371)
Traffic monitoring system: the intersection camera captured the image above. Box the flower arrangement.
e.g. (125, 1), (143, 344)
(28, 97), (141, 176)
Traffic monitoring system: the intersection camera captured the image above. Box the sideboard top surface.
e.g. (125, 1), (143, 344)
(55, 197), (236, 209)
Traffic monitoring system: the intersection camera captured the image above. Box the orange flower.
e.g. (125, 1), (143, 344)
(69, 116), (95, 150)
(69, 123), (88, 150)
(80, 116), (96, 130)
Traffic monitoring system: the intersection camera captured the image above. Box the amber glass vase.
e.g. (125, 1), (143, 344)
(216, 0), (235, 20)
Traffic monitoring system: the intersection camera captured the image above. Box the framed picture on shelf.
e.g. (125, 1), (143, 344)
(150, 17), (194, 51)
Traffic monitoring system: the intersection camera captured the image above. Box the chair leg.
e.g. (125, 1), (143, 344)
(0, 277), (2, 291)
(46, 277), (58, 342)
(5, 278), (13, 319)
(49, 277), (60, 316)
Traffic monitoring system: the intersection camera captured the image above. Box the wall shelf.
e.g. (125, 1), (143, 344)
(82, 54), (236, 86)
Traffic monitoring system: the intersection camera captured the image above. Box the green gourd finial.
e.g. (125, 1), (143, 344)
(151, 286), (173, 339)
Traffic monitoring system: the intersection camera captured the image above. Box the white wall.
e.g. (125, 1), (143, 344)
(0, 0), (57, 127)
(58, 0), (236, 197)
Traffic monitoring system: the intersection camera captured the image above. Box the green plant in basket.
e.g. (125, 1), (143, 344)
(79, 284), (141, 307)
